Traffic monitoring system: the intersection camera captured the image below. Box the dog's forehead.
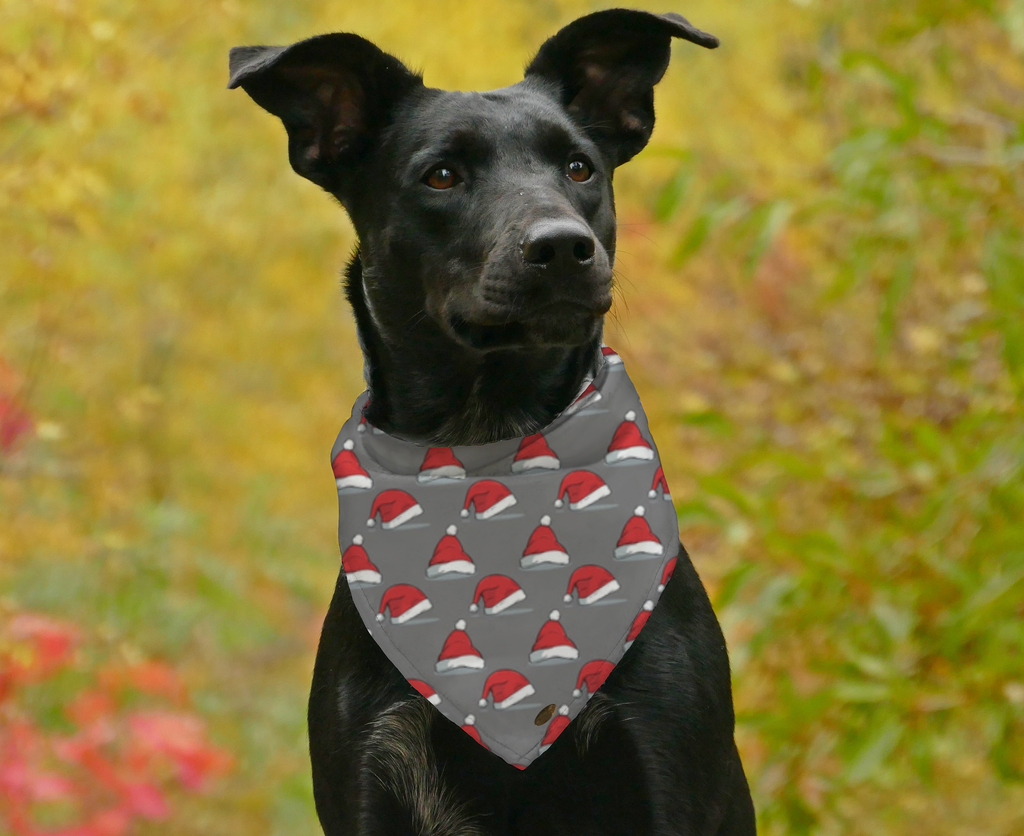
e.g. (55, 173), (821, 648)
(388, 81), (585, 155)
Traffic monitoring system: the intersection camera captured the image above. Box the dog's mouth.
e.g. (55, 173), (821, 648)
(446, 300), (606, 351)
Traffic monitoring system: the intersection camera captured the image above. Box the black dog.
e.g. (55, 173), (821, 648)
(229, 9), (755, 835)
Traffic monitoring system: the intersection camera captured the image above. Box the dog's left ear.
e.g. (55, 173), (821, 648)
(228, 34), (422, 195)
(525, 9), (719, 168)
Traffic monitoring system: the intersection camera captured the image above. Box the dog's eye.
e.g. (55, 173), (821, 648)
(423, 166), (461, 190)
(567, 157), (593, 183)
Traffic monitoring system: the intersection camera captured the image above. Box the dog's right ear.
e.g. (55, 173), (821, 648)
(228, 34), (422, 194)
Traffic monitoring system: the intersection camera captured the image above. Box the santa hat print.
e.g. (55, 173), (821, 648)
(520, 516), (570, 568)
(573, 660), (614, 698)
(648, 465), (672, 500)
(332, 440), (373, 490)
(605, 411), (654, 464)
(469, 574), (526, 615)
(601, 345), (623, 365)
(553, 470), (611, 510)
(435, 619), (485, 673)
(426, 526), (476, 578)
(614, 506), (664, 559)
(538, 705), (570, 754)
(342, 534), (381, 586)
(461, 715), (489, 750)
(366, 489), (423, 529)
(562, 381), (603, 416)
(511, 434), (560, 473)
(478, 669), (535, 709)
(529, 610), (579, 663)
(658, 557), (678, 593)
(563, 565), (621, 605)
(624, 601), (655, 651)
(409, 678), (442, 706)
(417, 447), (466, 483)
(460, 480), (517, 520)
(376, 584), (433, 625)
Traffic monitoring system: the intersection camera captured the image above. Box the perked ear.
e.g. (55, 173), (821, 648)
(525, 9), (719, 168)
(228, 34), (422, 193)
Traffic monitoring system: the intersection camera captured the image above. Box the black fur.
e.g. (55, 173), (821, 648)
(230, 8), (755, 834)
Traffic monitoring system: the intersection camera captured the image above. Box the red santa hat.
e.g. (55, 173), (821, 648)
(601, 345), (623, 365)
(529, 610), (579, 663)
(605, 411), (654, 464)
(332, 440), (373, 490)
(460, 714), (489, 750)
(460, 480), (517, 520)
(614, 506), (664, 559)
(435, 619), (485, 673)
(342, 534), (381, 586)
(648, 465), (671, 500)
(563, 381), (602, 416)
(563, 565), (621, 605)
(469, 574), (526, 614)
(520, 516), (570, 568)
(658, 557), (678, 593)
(624, 601), (655, 651)
(409, 678), (441, 706)
(511, 434), (560, 473)
(478, 669), (535, 709)
(366, 489), (423, 529)
(573, 660), (614, 698)
(538, 705), (571, 754)
(417, 447), (466, 483)
(554, 470), (611, 510)
(375, 584), (432, 625)
(426, 526), (476, 578)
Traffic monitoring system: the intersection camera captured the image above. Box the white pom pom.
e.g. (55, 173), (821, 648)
(540, 515), (551, 526)
(375, 613), (384, 622)
(573, 688), (582, 698)
(658, 583), (665, 593)
(548, 610), (560, 621)
(558, 705), (569, 716)
(634, 505), (646, 516)
(455, 619), (466, 631)
(464, 715), (475, 725)
(643, 600), (654, 611)
(353, 534), (363, 545)
(446, 524), (457, 536)
(478, 698), (487, 707)
(460, 508), (470, 518)
(563, 594), (572, 603)
(648, 489), (657, 498)
(554, 498), (564, 508)
(625, 410), (636, 421)
(357, 423), (367, 433)
(366, 518), (376, 527)
(469, 602), (479, 613)
(343, 439), (354, 450)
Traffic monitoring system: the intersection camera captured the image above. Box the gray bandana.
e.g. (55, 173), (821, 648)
(331, 346), (679, 768)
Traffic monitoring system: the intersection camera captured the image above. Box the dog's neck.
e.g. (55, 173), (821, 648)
(345, 257), (602, 446)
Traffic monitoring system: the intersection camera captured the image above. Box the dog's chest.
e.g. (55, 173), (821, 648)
(331, 348), (679, 768)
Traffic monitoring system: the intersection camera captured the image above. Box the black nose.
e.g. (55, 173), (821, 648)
(522, 219), (596, 269)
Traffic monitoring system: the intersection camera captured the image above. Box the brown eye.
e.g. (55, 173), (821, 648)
(567, 157), (593, 182)
(424, 166), (460, 189)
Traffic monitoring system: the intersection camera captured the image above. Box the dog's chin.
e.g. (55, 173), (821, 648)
(445, 302), (604, 352)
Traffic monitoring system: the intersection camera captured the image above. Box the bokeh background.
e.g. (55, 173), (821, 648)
(3, 0), (1024, 833)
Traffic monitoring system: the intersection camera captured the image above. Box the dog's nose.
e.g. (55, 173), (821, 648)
(521, 219), (596, 269)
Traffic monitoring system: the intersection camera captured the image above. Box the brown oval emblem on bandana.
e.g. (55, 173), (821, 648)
(534, 704), (557, 726)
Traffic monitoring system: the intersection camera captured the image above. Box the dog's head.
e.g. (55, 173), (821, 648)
(229, 10), (717, 356)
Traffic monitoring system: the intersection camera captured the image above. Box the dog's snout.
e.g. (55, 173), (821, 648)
(521, 219), (596, 269)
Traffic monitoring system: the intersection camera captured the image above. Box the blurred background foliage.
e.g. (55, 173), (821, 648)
(2, 0), (1023, 833)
